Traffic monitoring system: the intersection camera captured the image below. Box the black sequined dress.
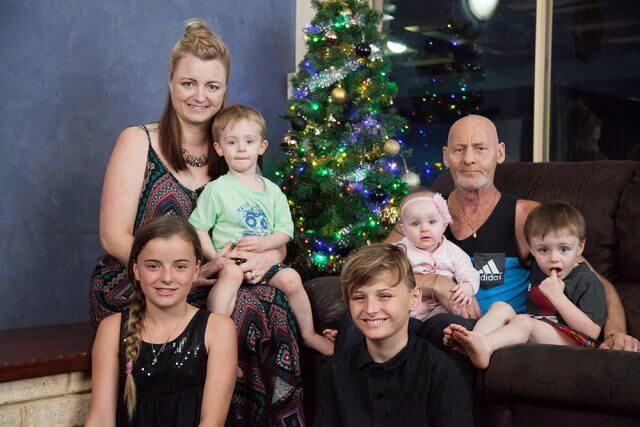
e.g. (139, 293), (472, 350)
(116, 309), (211, 427)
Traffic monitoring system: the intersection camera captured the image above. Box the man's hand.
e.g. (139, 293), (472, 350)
(599, 332), (640, 352)
(539, 270), (565, 303)
(417, 274), (481, 318)
(417, 274), (456, 311)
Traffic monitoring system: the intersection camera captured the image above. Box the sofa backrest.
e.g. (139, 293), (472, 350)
(432, 161), (640, 284)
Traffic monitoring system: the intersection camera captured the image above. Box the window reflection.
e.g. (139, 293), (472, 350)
(550, 0), (640, 161)
(384, 0), (536, 184)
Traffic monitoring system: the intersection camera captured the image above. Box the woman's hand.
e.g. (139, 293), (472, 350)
(193, 243), (235, 288)
(228, 248), (283, 284)
(236, 236), (267, 253)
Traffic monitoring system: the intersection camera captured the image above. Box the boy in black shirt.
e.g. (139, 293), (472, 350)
(314, 243), (473, 427)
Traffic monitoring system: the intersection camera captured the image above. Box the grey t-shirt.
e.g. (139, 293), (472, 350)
(526, 262), (607, 328)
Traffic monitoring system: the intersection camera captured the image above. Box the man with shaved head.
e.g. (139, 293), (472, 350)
(440, 115), (535, 315)
(421, 115), (637, 352)
(332, 115), (638, 367)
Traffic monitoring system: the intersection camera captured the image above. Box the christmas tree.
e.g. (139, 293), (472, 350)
(276, 0), (414, 277)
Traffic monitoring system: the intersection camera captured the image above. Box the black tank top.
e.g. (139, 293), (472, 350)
(116, 309), (210, 426)
(446, 193), (530, 313)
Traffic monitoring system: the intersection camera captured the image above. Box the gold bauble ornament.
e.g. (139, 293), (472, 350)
(331, 86), (349, 104)
(403, 171), (422, 191)
(383, 139), (401, 155)
(341, 6), (353, 16)
(325, 29), (338, 43)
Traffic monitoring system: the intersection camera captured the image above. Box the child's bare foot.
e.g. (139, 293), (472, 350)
(451, 329), (492, 369)
(443, 324), (467, 352)
(322, 329), (338, 343)
(305, 333), (335, 356)
(442, 325), (454, 346)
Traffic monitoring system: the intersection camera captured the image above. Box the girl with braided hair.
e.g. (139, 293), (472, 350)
(86, 216), (237, 426)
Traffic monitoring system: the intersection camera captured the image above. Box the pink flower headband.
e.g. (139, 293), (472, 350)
(400, 193), (452, 225)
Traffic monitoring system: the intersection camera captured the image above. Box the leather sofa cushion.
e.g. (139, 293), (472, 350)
(480, 343), (640, 414)
(305, 276), (346, 330)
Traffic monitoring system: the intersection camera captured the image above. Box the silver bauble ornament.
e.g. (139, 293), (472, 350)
(403, 171), (421, 191)
(281, 134), (298, 152)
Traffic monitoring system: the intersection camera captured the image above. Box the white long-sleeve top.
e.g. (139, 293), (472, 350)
(396, 236), (480, 320)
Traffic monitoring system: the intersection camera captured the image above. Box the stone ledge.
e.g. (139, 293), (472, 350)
(0, 383), (91, 427)
(0, 372), (91, 406)
(0, 404), (22, 426)
(24, 393), (91, 427)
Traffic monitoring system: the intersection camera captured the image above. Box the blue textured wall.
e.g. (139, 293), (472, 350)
(0, 0), (295, 329)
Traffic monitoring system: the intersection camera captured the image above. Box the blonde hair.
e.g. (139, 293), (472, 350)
(212, 104), (267, 142)
(122, 216), (202, 420)
(523, 201), (586, 245)
(158, 19), (232, 177)
(340, 243), (416, 302)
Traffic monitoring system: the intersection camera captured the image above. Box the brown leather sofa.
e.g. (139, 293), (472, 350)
(302, 161), (640, 426)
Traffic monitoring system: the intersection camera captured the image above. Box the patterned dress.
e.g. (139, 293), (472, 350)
(90, 126), (304, 425)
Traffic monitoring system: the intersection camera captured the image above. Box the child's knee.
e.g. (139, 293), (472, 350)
(512, 314), (534, 330)
(489, 301), (516, 319)
(271, 268), (302, 294)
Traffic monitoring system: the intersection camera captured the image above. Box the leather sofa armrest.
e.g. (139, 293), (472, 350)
(304, 276), (346, 331)
(479, 343), (640, 414)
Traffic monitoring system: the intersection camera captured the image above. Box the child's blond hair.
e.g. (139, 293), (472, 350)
(340, 243), (416, 302)
(212, 104), (266, 143)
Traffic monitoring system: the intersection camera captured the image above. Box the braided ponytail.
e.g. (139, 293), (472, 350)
(122, 287), (145, 420)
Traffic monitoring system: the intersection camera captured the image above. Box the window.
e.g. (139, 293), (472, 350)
(384, 0), (536, 184)
(550, 0), (640, 162)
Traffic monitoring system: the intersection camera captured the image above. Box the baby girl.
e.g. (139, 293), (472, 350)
(396, 191), (479, 319)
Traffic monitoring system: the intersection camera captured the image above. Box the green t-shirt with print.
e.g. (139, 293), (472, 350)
(189, 173), (294, 251)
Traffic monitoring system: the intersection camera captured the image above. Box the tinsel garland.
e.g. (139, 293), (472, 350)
(308, 59), (362, 91)
(302, 13), (365, 35)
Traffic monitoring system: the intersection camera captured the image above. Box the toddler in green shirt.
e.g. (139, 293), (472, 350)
(189, 105), (334, 355)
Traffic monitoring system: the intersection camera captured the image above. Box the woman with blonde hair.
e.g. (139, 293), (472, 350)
(90, 20), (304, 424)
